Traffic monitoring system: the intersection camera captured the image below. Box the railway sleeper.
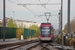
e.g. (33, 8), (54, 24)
(40, 42), (52, 50)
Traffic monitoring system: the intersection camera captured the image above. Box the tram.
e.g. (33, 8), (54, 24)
(39, 23), (54, 42)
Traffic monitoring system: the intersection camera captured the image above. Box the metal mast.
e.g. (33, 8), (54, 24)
(3, 0), (5, 41)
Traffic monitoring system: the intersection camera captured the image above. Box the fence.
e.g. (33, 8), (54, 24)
(24, 28), (35, 39)
(0, 27), (35, 39)
(0, 27), (17, 39)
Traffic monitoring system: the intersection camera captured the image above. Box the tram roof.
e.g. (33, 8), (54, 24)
(41, 23), (51, 25)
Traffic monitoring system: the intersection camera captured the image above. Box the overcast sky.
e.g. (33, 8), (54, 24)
(0, 0), (75, 29)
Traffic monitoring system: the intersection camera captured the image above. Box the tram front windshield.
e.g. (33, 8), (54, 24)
(41, 27), (50, 35)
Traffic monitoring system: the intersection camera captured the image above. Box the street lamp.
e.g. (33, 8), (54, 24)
(58, 10), (61, 35)
(13, 11), (15, 20)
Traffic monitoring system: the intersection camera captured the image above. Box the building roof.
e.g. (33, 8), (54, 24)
(15, 20), (37, 23)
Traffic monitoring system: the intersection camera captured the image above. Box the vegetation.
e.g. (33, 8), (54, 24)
(28, 25), (40, 37)
(16, 29), (21, 38)
(63, 18), (75, 33)
(57, 34), (62, 38)
(8, 17), (17, 28)
(19, 24), (25, 35)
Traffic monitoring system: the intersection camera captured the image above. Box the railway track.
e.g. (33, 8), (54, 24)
(0, 37), (75, 50)
(27, 40), (75, 50)
(27, 41), (60, 50)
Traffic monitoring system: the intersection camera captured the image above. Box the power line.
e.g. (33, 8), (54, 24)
(17, 0), (42, 15)
(8, 0), (34, 13)
(17, 2), (61, 12)
(35, 15), (58, 17)
(8, 0), (18, 4)
(8, 0), (60, 16)
(18, 3), (61, 5)
(8, 0), (36, 15)
(17, 0), (33, 12)
(38, 0), (49, 11)
(26, 0), (39, 4)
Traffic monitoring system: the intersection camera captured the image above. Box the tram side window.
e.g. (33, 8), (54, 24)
(51, 27), (54, 35)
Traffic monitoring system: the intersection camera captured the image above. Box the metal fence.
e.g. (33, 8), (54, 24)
(24, 28), (35, 39)
(0, 27), (17, 39)
(0, 27), (35, 39)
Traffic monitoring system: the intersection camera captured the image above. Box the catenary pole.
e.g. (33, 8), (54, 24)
(67, 0), (70, 38)
(3, 0), (5, 41)
(61, 0), (64, 49)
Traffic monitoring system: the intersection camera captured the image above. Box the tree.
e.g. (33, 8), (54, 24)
(16, 29), (21, 39)
(8, 17), (17, 28)
(8, 17), (14, 27)
(28, 25), (40, 37)
(63, 18), (75, 33)
(13, 21), (17, 28)
(19, 23), (25, 35)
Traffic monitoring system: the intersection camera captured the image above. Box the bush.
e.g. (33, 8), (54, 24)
(73, 41), (75, 48)
(57, 35), (62, 44)
(56, 38), (59, 43)
(65, 39), (70, 46)
(58, 34), (62, 38)
(59, 38), (62, 44)
(32, 35), (34, 38)
(26, 37), (28, 39)
(71, 38), (75, 41)
(16, 29), (21, 38)
(69, 40), (73, 46)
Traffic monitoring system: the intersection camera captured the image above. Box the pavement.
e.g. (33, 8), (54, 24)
(0, 37), (39, 45)
(0, 38), (23, 45)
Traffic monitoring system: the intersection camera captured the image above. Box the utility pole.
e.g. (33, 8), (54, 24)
(61, 0), (64, 49)
(44, 12), (51, 23)
(3, 0), (5, 41)
(67, 0), (70, 38)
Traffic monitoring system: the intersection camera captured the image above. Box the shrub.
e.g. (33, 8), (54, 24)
(32, 35), (34, 38)
(57, 34), (62, 38)
(73, 41), (75, 48)
(16, 29), (21, 38)
(71, 38), (75, 41)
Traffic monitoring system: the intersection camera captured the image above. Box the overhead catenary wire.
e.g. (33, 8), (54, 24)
(9, 0), (61, 13)
(8, 0), (61, 17)
(8, 0), (38, 15)
(17, 0), (43, 15)
(8, 0), (18, 4)
(38, 0), (48, 11)
(8, 0), (35, 13)
(26, 0), (39, 4)
(17, 0), (33, 12)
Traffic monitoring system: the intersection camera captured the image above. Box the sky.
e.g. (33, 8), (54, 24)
(0, 0), (75, 29)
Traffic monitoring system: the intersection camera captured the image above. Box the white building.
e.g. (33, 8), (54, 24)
(15, 20), (40, 28)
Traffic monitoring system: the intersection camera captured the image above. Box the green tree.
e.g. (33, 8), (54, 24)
(28, 25), (40, 37)
(8, 17), (17, 28)
(13, 21), (17, 28)
(19, 24), (25, 35)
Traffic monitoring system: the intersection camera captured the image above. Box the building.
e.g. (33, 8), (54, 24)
(0, 20), (3, 26)
(15, 20), (40, 28)
(0, 17), (9, 27)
